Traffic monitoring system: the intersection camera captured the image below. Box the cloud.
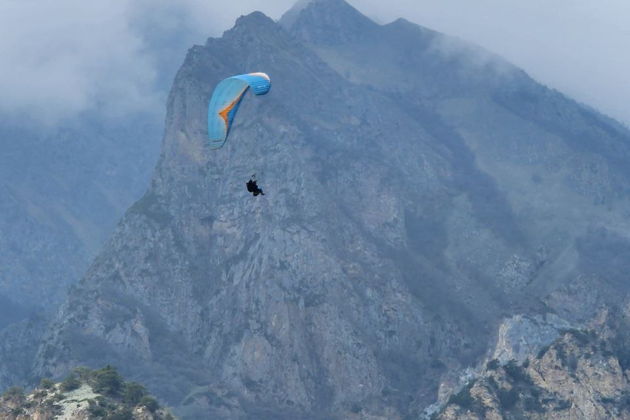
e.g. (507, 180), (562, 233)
(1, 0), (628, 125)
(0, 0), (291, 123)
(350, 0), (630, 125)
(0, 1), (155, 122)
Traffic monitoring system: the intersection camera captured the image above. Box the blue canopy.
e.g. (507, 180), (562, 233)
(207, 72), (271, 149)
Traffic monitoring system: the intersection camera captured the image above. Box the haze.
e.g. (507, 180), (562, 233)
(1, 0), (628, 125)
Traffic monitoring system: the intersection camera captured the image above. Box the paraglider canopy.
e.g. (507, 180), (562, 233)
(207, 72), (271, 149)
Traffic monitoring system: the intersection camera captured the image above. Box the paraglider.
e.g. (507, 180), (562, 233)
(207, 72), (271, 196)
(207, 72), (271, 149)
(246, 175), (264, 196)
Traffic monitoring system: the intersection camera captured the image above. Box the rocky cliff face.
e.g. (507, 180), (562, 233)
(437, 308), (630, 419)
(30, 1), (630, 419)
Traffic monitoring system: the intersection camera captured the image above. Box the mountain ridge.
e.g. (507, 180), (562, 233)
(16, 1), (630, 419)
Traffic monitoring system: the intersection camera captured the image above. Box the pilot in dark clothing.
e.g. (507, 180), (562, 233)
(246, 175), (264, 196)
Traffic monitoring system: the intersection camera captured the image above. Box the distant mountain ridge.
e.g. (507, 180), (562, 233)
(0, 116), (160, 311)
(12, 1), (630, 419)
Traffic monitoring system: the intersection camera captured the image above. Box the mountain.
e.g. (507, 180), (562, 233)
(0, 115), (161, 315)
(0, 114), (162, 396)
(0, 0), (207, 330)
(25, 0), (630, 419)
(0, 5), (207, 392)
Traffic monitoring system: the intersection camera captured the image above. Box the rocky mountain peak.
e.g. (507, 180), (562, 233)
(384, 16), (432, 35)
(280, 0), (378, 44)
(228, 11), (278, 36)
(212, 11), (288, 54)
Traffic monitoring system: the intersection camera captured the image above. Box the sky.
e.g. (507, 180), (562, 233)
(1, 0), (628, 125)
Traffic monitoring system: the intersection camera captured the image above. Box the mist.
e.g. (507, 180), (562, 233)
(0, 0), (628, 125)
(352, 0), (630, 126)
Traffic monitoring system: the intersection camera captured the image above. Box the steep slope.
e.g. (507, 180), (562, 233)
(282, 0), (630, 319)
(0, 116), (160, 314)
(32, 2), (630, 419)
(0, 316), (47, 392)
(437, 308), (630, 419)
(33, 11), (506, 419)
(0, 115), (161, 394)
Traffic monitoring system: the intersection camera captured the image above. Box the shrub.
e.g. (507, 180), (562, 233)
(487, 376), (499, 391)
(554, 399), (571, 411)
(498, 388), (519, 410)
(2, 386), (25, 399)
(10, 407), (24, 416)
(104, 407), (134, 420)
(71, 366), (93, 382)
(564, 328), (594, 346)
(523, 396), (544, 412)
(140, 396), (160, 412)
(487, 359), (500, 370)
(60, 375), (81, 392)
(448, 382), (475, 409)
(93, 366), (124, 397)
(504, 360), (532, 385)
(39, 378), (55, 390)
(33, 390), (47, 399)
(88, 399), (107, 418)
(123, 382), (146, 406)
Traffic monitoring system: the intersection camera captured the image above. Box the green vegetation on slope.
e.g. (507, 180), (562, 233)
(0, 366), (175, 420)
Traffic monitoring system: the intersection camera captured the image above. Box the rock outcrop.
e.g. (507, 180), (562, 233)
(0, 366), (173, 420)
(437, 308), (630, 419)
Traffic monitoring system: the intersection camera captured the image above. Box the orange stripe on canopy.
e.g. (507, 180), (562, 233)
(218, 91), (246, 129)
